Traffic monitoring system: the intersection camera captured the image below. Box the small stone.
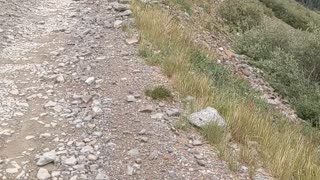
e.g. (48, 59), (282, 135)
(128, 148), (139, 156)
(88, 154), (98, 161)
(63, 156), (77, 166)
(194, 154), (204, 160)
(37, 168), (51, 180)
(51, 171), (60, 177)
(166, 108), (180, 117)
(196, 160), (206, 167)
(127, 95), (136, 102)
(40, 133), (51, 138)
(6, 168), (18, 174)
(125, 38), (138, 45)
(56, 75), (65, 83)
(140, 136), (148, 142)
(151, 113), (164, 120)
(85, 77), (95, 85)
(135, 158), (142, 164)
(138, 129), (146, 135)
(81, 145), (94, 153)
(139, 105), (153, 113)
(10, 89), (19, 95)
(114, 20), (123, 28)
(44, 101), (57, 108)
(37, 151), (56, 166)
(127, 165), (134, 176)
(192, 140), (203, 146)
(25, 135), (35, 140)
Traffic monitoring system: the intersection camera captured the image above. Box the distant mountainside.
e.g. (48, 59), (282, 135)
(296, 0), (320, 10)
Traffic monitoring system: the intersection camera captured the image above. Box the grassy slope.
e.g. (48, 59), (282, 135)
(132, 1), (320, 179)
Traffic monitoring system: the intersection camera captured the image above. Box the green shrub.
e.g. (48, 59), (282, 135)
(258, 0), (320, 30)
(145, 86), (172, 100)
(217, 0), (265, 32)
(233, 19), (320, 125)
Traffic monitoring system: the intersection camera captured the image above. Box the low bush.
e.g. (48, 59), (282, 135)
(217, 0), (265, 32)
(258, 0), (320, 30)
(234, 19), (320, 125)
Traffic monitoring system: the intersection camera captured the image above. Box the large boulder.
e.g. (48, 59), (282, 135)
(188, 107), (226, 128)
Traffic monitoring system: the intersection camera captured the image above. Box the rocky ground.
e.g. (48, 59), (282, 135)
(0, 0), (252, 179)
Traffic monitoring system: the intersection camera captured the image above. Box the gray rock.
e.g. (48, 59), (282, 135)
(37, 168), (51, 180)
(139, 105), (153, 113)
(110, 2), (130, 11)
(36, 150), (56, 166)
(188, 107), (226, 128)
(114, 20), (123, 28)
(166, 108), (180, 117)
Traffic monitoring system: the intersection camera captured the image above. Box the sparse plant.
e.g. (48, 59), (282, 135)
(145, 86), (172, 100)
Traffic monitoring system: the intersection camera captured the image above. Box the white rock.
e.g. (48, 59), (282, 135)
(56, 74), (65, 83)
(25, 135), (35, 140)
(188, 107), (226, 128)
(63, 156), (77, 166)
(44, 101), (57, 108)
(37, 168), (51, 180)
(6, 168), (19, 174)
(85, 77), (95, 85)
(36, 150), (56, 166)
(114, 20), (123, 28)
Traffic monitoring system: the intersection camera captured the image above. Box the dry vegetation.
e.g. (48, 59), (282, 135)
(132, 0), (320, 179)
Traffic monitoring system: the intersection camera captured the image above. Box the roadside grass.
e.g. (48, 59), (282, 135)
(132, 1), (320, 179)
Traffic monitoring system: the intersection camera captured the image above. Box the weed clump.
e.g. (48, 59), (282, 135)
(145, 86), (172, 100)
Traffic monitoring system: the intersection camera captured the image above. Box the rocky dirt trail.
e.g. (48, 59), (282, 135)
(0, 0), (252, 179)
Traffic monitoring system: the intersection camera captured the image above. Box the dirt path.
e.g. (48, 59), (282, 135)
(0, 0), (250, 179)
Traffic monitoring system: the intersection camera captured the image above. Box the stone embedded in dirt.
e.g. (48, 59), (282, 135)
(128, 148), (140, 156)
(138, 129), (146, 135)
(188, 107), (226, 128)
(196, 159), (206, 167)
(6, 168), (19, 174)
(44, 101), (57, 108)
(0, 28), (4, 33)
(63, 156), (77, 166)
(125, 38), (138, 45)
(37, 168), (51, 180)
(192, 140), (203, 146)
(10, 89), (19, 95)
(25, 135), (35, 140)
(127, 95), (136, 102)
(114, 20), (123, 28)
(151, 113), (164, 120)
(51, 171), (60, 177)
(139, 105), (153, 113)
(127, 165), (134, 175)
(119, 10), (132, 17)
(36, 150), (56, 166)
(140, 136), (148, 142)
(110, 2), (130, 11)
(81, 145), (94, 153)
(56, 74), (65, 83)
(88, 154), (98, 161)
(85, 77), (96, 85)
(166, 108), (180, 117)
